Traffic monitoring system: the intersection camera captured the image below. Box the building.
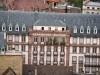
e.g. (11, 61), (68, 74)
(0, 54), (23, 75)
(0, 0), (6, 11)
(0, 11), (100, 74)
(83, 0), (100, 14)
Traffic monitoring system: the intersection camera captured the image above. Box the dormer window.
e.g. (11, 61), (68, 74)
(73, 26), (77, 33)
(15, 23), (19, 31)
(9, 23), (12, 31)
(80, 26), (84, 33)
(22, 24), (26, 31)
(94, 26), (97, 34)
(87, 26), (90, 34)
(2, 23), (6, 31)
(41, 27), (44, 30)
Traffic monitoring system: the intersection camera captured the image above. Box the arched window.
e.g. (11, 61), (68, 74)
(80, 26), (84, 33)
(87, 26), (90, 34)
(2, 23), (6, 31)
(94, 26), (97, 34)
(22, 24), (26, 31)
(9, 23), (12, 31)
(15, 23), (19, 31)
(73, 25), (77, 33)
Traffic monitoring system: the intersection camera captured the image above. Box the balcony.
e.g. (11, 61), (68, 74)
(47, 52), (51, 55)
(85, 53), (100, 57)
(53, 61), (58, 65)
(33, 61), (37, 63)
(34, 42), (37, 44)
(40, 52), (44, 55)
(46, 39), (52, 45)
(60, 52), (65, 55)
(79, 61), (83, 64)
(41, 42), (44, 44)
(47, 61), (51, 65)
(60, 61), (64, 64)
(84, 62), (100, 67)
(53, 52), (58, 55)
(60, 41), (65, 45)
(33, 51), (38, 55)
(40, 61), (44, 65)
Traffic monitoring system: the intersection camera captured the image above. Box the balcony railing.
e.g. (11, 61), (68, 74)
(47, 52), (51, 55)
(60, 52), (64, 55)
(41, 42), (44, 44)
(40, 61), (44, 64)
(53, 61), (57, 64)
(60, 61), (64, 64)
(34, 42), (37, 44)
(84, 62), (100, 66)
(47, 61), (51, 64)
(54, 52), (58, 55)
(40, 52), (44, 55)
(85, 53), (100, 57)
(33, 51), (38, 54)
(33, 61), (37, 63)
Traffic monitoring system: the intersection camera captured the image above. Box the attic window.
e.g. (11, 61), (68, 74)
(73, 26), (77, 33)
(62, 28), (64, 31)
(22, 24), (26, 31)
(94, 26), (97, 34)
(9, 23), (12, 31)
(80, 26), (84, 33)
(48, 27), (51, 30)
(15, 23), (19, 31)
(2, 23), (6, 31)
(87, 26), (90, 34)
(41, 27), (44, 30)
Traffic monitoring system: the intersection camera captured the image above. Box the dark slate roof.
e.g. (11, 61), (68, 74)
(0, 32), (6, 47)
(23, 64), (73, 75)
(0, 11), (100, 37)
(0, 1), (3, 7)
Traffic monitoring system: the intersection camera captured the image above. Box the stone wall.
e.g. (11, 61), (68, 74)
(0, 55), (23, 75)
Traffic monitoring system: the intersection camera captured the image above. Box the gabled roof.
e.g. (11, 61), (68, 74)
(2, 67), (17, 75)
(85, 1), (100, 6)
(33, 19), (66, 27)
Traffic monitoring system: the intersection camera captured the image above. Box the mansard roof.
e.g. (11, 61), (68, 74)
(0, 11), (100, 37)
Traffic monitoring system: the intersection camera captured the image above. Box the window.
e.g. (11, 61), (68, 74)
(8, 45), (12, 51)
(54, 47), (58, 52)
(79, 67), (83, 72)
(33, 46), (37, 52)
(47, 46), (51, 52)
(92, 58), (96, 64)
(60, 57), (64, 62)
(2, 23), (6, 31)
(15, 36), (19, 42)
(73, 47), (77, 53)
(33, 56), (37, 61)
(41, 27), (44, 30)
(79, 38), (84, 44)
(87, 7), (90, 9)
(48, 27), (51, 30)
(72, 56), (76, 63)
(61, 47), (64, 52)
(79, 57), (83, 63)
(85, 57), (89, 64)
(34, 36), (37, 42)
(15, 23), (19, 31)
(47, 56), (51, 62)
(86, 48), (90, 53)
(93, 48), (96, 54)
(85, 67), (89, 73)
(92, 7), (94, 9)
(40, 46), (44, 53)
(8, 35), (13, 41)
(41, 37), (44, 42)
(86, 38), (90, 44)
(22, 36), (26, 42)
(92, 67), (96, 73)
(94, 26), (97, 34)
(97, 8), (99, 10)
(22, 24), (26, 31)
(62, 28), (65, 31)
(22, 45), (25, 51)
(40, 56), (44, 62)
(73, 38), (77, 44)
(93, 38), (97, 44)
(73, 26), (77, 33)
(80, 26), (84, 33)
(9, 23), (12, 31)
(73, 66), (76, 73)
(87, 26), (90, 33)
(15, 45), (19, 51)
(79, 47), (83, 53)
(54, 56), (57, 62)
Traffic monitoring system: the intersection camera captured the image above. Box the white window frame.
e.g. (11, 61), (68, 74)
(2, 23), (6, 31)
(9, 23), (12, 31)
(73, 37), (77, 44)
(93, 38), (97, 44)
(94, 26), (97, 34)
(22, 24), (26, 31)
(8, 35), (13, 41)
(15, 23), (19, 31)
(87, 26), (90, 34)
(15, 35), (19, 42)
(73, 26), (77, 33)
(72, 56), (76, 63)
(86, 38), (90, 44)
(80, 26), (84, 33)
(47, 56), (51, 62)
(15, 45), (19, 51)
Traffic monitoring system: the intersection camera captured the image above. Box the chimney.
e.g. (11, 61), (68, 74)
(12, 48), (15, 55)
(81, 71), (84, 75)
(35, 65), (37, 75)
